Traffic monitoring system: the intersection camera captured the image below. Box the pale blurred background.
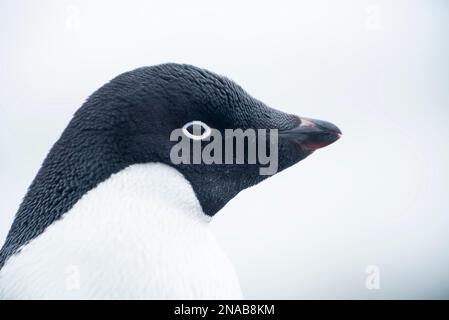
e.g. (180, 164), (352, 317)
(0, 0), (448, 299)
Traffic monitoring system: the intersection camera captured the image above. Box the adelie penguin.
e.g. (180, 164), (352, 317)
(0, 63), (341, 299)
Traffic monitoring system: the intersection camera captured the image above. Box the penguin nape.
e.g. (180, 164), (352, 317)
(0, 63), (341, 299)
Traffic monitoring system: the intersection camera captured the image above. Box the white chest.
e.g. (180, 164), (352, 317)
(0, 163), (242, 299)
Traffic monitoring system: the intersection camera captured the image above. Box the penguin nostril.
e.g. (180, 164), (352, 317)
(182, 121), (212, 140)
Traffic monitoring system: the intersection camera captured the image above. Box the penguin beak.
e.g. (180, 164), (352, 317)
(279, 117), (342, 151)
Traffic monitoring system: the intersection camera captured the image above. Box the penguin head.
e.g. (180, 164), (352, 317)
(70, 63), (341, 216)
(0, 63), (342, 268)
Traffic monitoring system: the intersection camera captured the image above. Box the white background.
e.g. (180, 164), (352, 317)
(1, 0), (448, 299)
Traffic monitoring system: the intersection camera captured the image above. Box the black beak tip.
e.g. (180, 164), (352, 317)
(301, 117), (342, 136)
(291, 116), (343, 151)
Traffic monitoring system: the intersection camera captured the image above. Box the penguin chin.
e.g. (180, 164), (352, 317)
(168, 115), (341, 216)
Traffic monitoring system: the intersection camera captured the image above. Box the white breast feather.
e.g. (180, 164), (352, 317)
(0, 163), (243, 299)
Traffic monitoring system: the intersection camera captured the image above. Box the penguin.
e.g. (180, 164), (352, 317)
(0, 63), (341, 299)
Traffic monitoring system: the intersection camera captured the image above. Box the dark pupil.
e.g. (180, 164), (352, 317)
(187, 124), (205, 136)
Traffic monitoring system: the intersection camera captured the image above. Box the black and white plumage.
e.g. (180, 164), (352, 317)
(0, 63), (340, 299)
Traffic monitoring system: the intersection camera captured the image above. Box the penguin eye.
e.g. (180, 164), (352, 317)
(182, 121), (212, 141)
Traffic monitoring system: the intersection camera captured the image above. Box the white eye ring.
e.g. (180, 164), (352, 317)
(182, 121), (212, 141)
